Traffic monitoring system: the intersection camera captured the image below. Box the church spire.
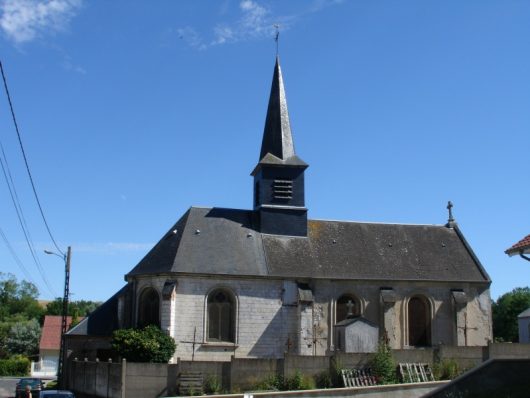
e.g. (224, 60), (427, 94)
(254, 57), (307, 172)
(252, 57), (308, 237)
(259, 56), (295, 161)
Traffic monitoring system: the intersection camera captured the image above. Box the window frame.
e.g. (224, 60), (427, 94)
(137, 287), (161, 328)
(205, 287), (237, 344)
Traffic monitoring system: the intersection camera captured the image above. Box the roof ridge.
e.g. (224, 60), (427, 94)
(308, 218), (445, 227)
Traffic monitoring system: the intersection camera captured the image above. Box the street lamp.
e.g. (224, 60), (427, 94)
(44, 246), (71, 389)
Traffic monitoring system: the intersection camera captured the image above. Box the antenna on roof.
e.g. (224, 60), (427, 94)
(446, 201), (455, 227)
(273, 24), (280, 56)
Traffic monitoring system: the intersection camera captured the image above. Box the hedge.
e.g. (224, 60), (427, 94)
(0, 358), (30, 376)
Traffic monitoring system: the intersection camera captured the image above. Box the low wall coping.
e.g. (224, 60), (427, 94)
(170, 381), (449, 398)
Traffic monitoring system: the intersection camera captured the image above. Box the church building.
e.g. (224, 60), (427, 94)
(69, 57), (492, 361)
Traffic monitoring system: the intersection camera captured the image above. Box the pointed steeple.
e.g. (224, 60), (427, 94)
(254, 57), (307, 173)
(251, 57), (308, 237)
(260, 56), (295, 160)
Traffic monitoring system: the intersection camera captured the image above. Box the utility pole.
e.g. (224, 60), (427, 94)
(58, 246), (71, 389)
(44, 245), (71, 388)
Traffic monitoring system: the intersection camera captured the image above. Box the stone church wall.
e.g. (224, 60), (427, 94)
(310, 280), (491, 353)
(154, 276), (290, 361)
(133, 275), (491, 362)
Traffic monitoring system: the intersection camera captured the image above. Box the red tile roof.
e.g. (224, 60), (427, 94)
(505, 234), (530, 256)
(39, 315), (83, 350)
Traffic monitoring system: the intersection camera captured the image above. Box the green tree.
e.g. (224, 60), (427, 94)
(111, 325), (176, 363)
(5, 319), (41, 357)
(0, 274), (43, 358)
(45, 298), (100, 319)
(371, 339), (397, 384)
(493, 286), (530, 342)
(0, 273), (42, 322)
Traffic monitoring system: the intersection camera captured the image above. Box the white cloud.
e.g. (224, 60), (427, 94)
(62, 53), (86, 74)
(177, 26), (207, 50)
(212, 0), (274, 45)
(0, 0), (82, 44)
(178, 0), (343, 50)
(212, 24), (234, 45)
(239, 0), (269, 35)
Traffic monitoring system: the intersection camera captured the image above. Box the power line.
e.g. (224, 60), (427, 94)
(0, 225), (35, 285)
(0, 60), (64, 257)
(0, 143), (57, 297)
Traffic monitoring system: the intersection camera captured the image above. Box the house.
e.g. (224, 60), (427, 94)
(67, 57), (492, 362)
(518, 308), (530, 344)
(505, 234), (530, 262)
(32, 316), (79, 377)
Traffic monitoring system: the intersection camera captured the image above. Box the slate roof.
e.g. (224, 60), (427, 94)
(67, 285), (130, 337)
(40, 315), (81, 350)
(505, 234), (530, 256)
(127, 206), (490, 283)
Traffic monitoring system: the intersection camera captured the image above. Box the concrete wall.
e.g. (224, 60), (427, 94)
(231, 358), (280, 391)
(66, 343), (529, 398)
(124, 362), (179, 398)
(178, 359), (228, 391)
(393, 348), (434, 364)
(487, 342), (530, 359)
(437, 345), (486, 370)
(68, 359), (123, 398)
(283, 355), (329, 378)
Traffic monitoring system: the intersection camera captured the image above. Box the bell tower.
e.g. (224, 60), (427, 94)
(251, 57), (308, 237)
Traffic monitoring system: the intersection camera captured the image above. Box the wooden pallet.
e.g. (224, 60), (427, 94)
(178, 371), (203, 396)
(398, 363), (434, 383)
(341, 368), (377, 387)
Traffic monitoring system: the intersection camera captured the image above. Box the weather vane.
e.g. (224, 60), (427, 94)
(274, 24), (280, 55)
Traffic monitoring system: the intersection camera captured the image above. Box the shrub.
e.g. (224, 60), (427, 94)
(330, 356), (344, 387)
(371, 339), (397, 384)
(204, 374), (222, 394)
(253, 371), (315, 392)
(254, 374), (283, 391)
(284, 371), (303, 390)
(433, 359), (459, 380)
(314, 370), (333, 388)
(0, 357), (30, 376)
(6, 319), (40, 357)
(111, 325), (176, 363)
(283, 371), (315, 390)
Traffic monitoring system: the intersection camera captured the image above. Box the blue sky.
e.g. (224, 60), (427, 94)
(0, 0), (528, 302)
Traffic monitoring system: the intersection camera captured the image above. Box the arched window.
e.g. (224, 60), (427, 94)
(207, 289), (235, 342)
(408, 296), (431, 346)
(336, 294), (360, 323)
(138, 288), (160, 328)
